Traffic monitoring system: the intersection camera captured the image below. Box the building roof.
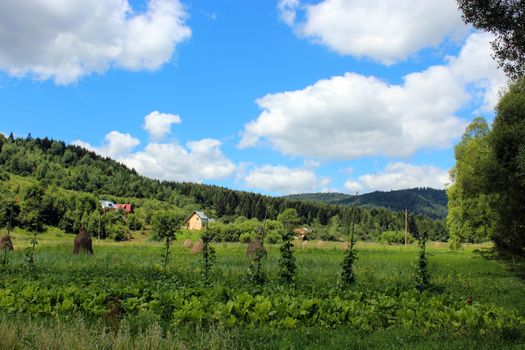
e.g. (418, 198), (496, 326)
(100, 200), (116, 209)
(184, 210), (209, 224)
(115, 203), (134, 213)
(195, 211), (208, 220)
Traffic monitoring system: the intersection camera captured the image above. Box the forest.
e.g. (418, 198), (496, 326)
(0, 133), (448, 242)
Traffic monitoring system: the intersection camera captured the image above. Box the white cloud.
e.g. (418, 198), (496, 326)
(0, 0), (191, 84)
(343, 180), (363, 193)
(73, 113), (235, 182)
(303, 159), (321, 169)
(344, 162), (450, 192)
(240, 32), (505, 160)
(73, 131), (140, 158)
(144, 111), (181, 140)
(74, 135), (235, 182)
(279, 0), (465, 63)
(278, 0), (300, 26)
(243, 165), (318, 194)
(120, 138), (235, 182)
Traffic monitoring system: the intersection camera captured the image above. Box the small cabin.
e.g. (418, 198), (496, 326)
(184, 211), (210, 230)
(100, 200), (134, 214)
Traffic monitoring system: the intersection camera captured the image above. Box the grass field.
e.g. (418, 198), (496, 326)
(0, 229), (524, 349)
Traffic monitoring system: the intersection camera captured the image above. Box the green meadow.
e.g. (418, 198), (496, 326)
(0, 230), (523, 349)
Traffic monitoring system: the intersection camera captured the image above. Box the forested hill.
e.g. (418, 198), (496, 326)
(0, 134), (447, 241)
(285, 188), (448, 219)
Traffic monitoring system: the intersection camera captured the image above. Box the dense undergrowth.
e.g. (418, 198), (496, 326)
(0, 234), (524, 348)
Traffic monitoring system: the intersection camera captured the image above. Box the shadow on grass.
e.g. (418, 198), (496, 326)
(473, 247), (525, 280)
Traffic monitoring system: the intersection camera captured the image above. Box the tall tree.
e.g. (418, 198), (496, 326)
(446, 117), (496, 247)
(488, 77), (525, 255)
(457, 0), (525, 80)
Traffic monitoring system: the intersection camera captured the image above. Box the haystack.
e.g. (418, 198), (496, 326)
(340, 242), (350, 250)
(73, 228), (93, 255)
(0, 234), (13, 251)
(246, 237), (267, 258)
(191, 239), (203, 254)
(316, 240), (325, 248)
(183, 239), (193, 248)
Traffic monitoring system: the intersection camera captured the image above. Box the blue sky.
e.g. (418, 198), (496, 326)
(0, 0), (506, 195)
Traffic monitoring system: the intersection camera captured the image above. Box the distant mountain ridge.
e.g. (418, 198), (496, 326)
(284, 188), (448, 219)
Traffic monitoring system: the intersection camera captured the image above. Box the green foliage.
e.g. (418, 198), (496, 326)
(447, 117), (495, 247)
(151, 211), (184, 241)
(457, 0), (525, 80)
(277, 208), (301, 232)
(0, 136), (448, 245)
(239, 232), (256, 243)
(24, 232), (38, 271)
(380, 231), (414, 245)
(340, 248), (357, 286)
(277, 208), (299, 284)
(488, 77), (525, 256)
(416, 237), (430, 292)
(286, 188), (449, 220)
(264, 230), (282, 244)
(105, 222), (131, 241)
(278, 235), (296, 285)
(201, 230), (216, 283)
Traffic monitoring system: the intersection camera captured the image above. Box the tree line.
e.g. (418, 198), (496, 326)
(0, 134), (447, 241)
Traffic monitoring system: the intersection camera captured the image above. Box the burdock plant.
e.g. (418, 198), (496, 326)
(201, 229), (216, 283)
(416, 234), (430, 291)
(25, 231), (38, 271)
(341, 197), (358, 286)
(248, 226), (267, 285)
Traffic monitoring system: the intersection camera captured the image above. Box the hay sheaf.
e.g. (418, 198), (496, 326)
(183, 239), (193, 248)
(0, 234), (13, 251)
(246, 237), (267, 258)
(73, 228), (93, 255)
(191, 239), (204, 254)
(316, 240), (325, 248)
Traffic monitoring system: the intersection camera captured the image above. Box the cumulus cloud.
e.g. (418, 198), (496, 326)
(243, 165), (319, 195)
(73, 131), (140, 158)
(278, 0), (300, 26)
(344, 162), (450, 192)
(278, 0), (465, 63)
(73, 113), (235, 183)
(144, 111), (181, 140)
(240, 32), (506, 160)
(0, 0), (191, 84)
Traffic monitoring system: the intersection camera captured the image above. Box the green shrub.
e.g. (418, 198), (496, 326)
(239, 232), (256, 243)
(380, 231), (414, 245)
(106, 223), (131, 241)
(265, 231), (282, 244)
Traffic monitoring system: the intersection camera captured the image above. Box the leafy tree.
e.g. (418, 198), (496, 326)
(19, 184), (46, 233)
(457, 0), (525, 80)
(151, 211), (185, 270)
(446, 117), (495, 247)
(488, 77), (525, 255)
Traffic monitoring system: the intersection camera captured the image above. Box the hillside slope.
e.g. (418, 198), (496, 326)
(285, 188), (448, 219)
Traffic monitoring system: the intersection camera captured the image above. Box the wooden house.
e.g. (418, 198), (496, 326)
(184, 211), (210, 230)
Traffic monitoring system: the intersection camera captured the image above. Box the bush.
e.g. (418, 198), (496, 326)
(265, 231), (282, 244)
(106, 223), (131, 241)
(380, 231), (414, 245)
(239, 232), (256, 244)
